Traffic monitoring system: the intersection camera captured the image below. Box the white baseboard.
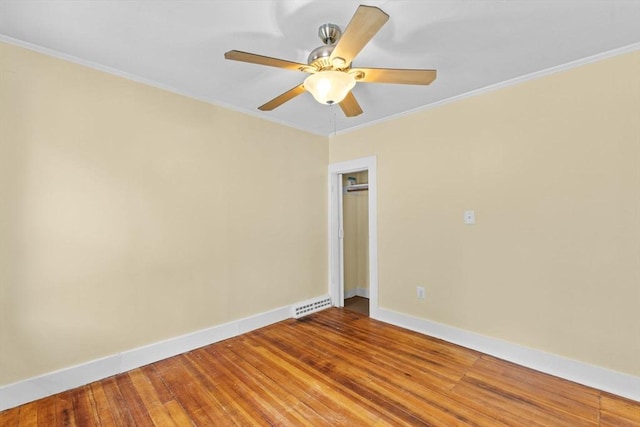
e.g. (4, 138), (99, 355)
(0, 295), (328, 411)
(377, 308), (640, 402)
(344, 287), (370, 299)
(356, 287), (370, 298)
(5, 301), (634, 411)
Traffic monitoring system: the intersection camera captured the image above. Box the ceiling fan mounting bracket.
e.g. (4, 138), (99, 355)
(318, 23), (342, 45)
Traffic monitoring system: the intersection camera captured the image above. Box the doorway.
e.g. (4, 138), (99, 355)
(342, 171), (369, 316)
(328, 156), (378, 319)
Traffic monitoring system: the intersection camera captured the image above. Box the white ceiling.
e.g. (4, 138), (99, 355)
(1, 1), (639, 135)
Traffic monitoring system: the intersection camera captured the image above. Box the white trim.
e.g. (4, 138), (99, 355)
(377, 308), (640, 402)
(344, 288), (358, 299)
(5, 36), (635, 139)
(344, 288), (370, 299)
(335, 43), (640, 136)
(338, 177), (345, 307)
(0, 35), (326, 138)
(328, 173), (341, 307)
(328, 156), (378, 319)
(356, 287), (370, 298)
(3, 301), (635, 410)
(0, 296), (328, 411)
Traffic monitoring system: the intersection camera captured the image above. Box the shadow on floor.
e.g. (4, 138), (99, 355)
(344, 296), (369, 316)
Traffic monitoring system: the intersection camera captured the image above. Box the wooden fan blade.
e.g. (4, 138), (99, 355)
(339, 91), (363, 117)
(355, 68), (437, 85)
(224, 50), (309, 72)
(258, 84), (306, 111)
(330, 5), (389, 66)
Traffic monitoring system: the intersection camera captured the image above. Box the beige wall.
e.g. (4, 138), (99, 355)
(342, 171), (369, 295)
(0, 43), (328, 385)
(330, 51), (640, 376)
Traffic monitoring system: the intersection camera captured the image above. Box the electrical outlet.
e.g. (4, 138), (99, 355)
(416, 286), (426, 300)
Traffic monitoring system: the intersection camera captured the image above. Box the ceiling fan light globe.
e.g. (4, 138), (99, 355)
(304, 71), (356, 105)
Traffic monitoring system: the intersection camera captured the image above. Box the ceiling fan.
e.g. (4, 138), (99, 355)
(224, 5), (437, 117)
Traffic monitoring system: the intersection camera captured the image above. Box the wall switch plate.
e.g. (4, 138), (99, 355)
(417, 286), (426, 300)
(464, 210), (475, 225)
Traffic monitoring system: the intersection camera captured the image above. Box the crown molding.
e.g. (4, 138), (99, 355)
(0, 35), (325, 137)
(334, 43), (640, 137)
(3, 35), (637, 139)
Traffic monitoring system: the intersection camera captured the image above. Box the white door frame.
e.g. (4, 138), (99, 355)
(328, 156), (379, 319)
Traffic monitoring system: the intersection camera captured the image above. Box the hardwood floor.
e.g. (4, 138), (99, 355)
(1, 308), (639, 426)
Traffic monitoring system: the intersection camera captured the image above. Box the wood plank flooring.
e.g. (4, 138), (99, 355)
(1, 308), (639, 426)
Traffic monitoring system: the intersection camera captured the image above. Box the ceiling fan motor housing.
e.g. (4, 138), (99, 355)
(308, 24), (342, 69)
(307, 45), (335, 69)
